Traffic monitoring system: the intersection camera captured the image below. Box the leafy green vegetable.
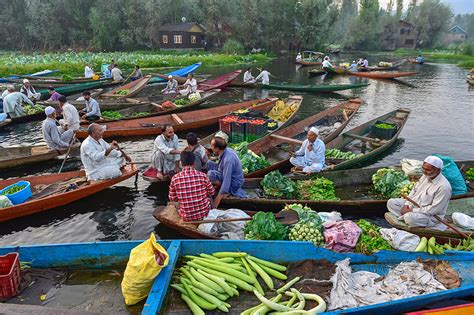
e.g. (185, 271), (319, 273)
(297, 177), (339, 201)
(326, 148), (360, 160)
(372, 168), (413, 198)
(355, 219), (392, 254)
(61, 74), (73, 81)
(233, 142), (270, 174)
(23, 104), (45, 115)
(244, 212), (288, 240)
(174, 98), (190, 106)
(283, 203), (323, 232)
(116, 89), (130, 95)
(101, 111), (123, 119)
(132, 111), (149, 117)
(466, 168), (474, 181)
(1, 184), (27, 195)
(374, 123), (395, 129)
(261, 170), (299, 199)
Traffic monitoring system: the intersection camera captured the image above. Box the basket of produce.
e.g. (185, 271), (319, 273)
(0, 252), (20, 299)
(371, 120), (397, 139)
(230, 117), (249, 144)
(246, 118), (268, 142)
(0, 180), (32, 205)
(267, 119), (278, 131)
(219, 115), (238, 135)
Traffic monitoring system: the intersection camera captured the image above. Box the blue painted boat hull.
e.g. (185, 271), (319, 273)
(148, 62), (202, 84)
(1, 240), (473, 315)
(0, 70), (59, 84)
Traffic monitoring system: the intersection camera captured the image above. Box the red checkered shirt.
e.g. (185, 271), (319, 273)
(168, 166), (215, 221)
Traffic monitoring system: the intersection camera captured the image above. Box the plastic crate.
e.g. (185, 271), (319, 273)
(0, 181), (31, 205)
(219, 115), (236, 135)
(371, 120), (398, 139)
(0, 252), (20, 299)
(230, 132), (246, 144)
(246, 118), (268, 137)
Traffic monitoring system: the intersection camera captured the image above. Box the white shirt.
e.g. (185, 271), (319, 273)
(184, 78), (197, 93)
(1, 89), (11, 99)
(405, 173), (452, 218)
(42, 118), (69, 149)
(363, 59), (369, 67)
(85, 98), (101, 117)
(111, 67), (123, 81)
(296, 54), (302, 62)
(80, 136), (123, 180)
(294, 138), (326, 173)
(243, 71), (255, 83)
(322, 60), (333, 68)
(84, 66), (94, 78)
(255, 70), (270, 85)
(61, 102), (80, 131)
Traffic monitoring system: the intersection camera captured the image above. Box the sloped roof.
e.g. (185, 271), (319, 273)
(159, 22), (205, 32)
(450, 25), (467, 35)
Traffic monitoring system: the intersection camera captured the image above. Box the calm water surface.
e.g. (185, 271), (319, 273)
(1, 55), (473, 245)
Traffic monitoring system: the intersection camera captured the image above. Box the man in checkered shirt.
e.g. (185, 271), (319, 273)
(169, 151), (215, 221)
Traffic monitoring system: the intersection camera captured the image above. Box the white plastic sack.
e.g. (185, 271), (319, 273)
(452, 212), (474, 230)
(379, 228), (420, 251)
(401, 158), (423, 177)
(0, 196), (13, 209)
(318, 211), (342, 223)
(198, 209), (250, 239)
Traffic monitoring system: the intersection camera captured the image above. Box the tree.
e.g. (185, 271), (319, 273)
(412, 0), (453, 47)
(88, 0), (124, 51)
(345, 0), (382, 50)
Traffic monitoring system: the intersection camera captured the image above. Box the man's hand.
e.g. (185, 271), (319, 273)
(400, 205), (413, 215)
(307, 143), (313, 151)
(110, 140), (120, 150)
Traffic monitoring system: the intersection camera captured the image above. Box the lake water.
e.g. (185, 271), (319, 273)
(1, 54), (473, 246)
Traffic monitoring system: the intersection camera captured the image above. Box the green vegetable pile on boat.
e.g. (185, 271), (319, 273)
(374, 122), (395, 129)
(466, 168), (474, 181)
(355, 219), (392, 254)
(0, 184), (27, 196)
(101, 111), (123, 119)
(116, 89), (130, 96)
(61, 74), (73, 81)
(261, 170), (299, 199)
(297, 177), (338, 201)
(372, 168), (415, 198)
(288, 221), (324, 244)
(244, 212), (288, 240)
(442, 236), (474, 252)
(23, 104), (45, 115)
(415, 237), (444, 254)
(325, 148), (360, 160)
(174, 98), (190, 107)
(234, 142), (270, 174)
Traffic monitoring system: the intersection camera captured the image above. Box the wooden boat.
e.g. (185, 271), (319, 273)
(2, 240), (474, 315)
(385, 197), (474, 242)
(154, 73), (189, 84)
(0, 69), (58, 83)
(6, 77), (112, 87)
(241, 99), (362, 178)
(85, 89), (221, 124)
(349, 71), (417, 79)
(0, 144), (78, 170)
(75, 98), (279, 139)
(37, 81), (116, 100)
(40, 98), (152, 112)
(0, 118), (12, 128)
(308, 69), (326, 76)
(366, 61), (403, 71)
(9, 109), (46, 125)
(0, 164), (137, 222)
(221, 160), (474, 214)
(262, 82), (369, 93)
(197, 70), (241, 91)
(100, 75), (151, 98)
(295, 50), (324, 66)
(148, 62), (202, 84)
(324, 66), (348, 74)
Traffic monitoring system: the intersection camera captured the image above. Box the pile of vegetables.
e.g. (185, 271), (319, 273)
(23, 104), (45, 115)
(267, 100), (298, 123)
(244, 212), (288, 240)
(374, 122), (395, 129)
(372, 168), (415, 198)
(325, 148), (360, 160)
(172, 252), (326, 314)
(61, 74), (73, 81)
(355, 219), (392, 254)
(415, 237), (445, 254)
(466, 168), (474, 181)
(0, 184), (27, 196)
(101, 111), (123, 119)
(116, 89), (130, 96)
(288, 220), (324, 245)
(188, 92), (201, 102)
(298, 177), (338, 201)
(174, 98), (190, 107)
(442, 237), (474, 251)
(233, 142), (270, 174)
(261, 171), (299, 199)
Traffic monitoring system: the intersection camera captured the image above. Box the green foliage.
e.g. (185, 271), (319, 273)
(261, 171), (299, 199)
(222, 39), (244, 55)
(372, 168), (412, 198)
(462, 42), (474, 56)
(355, 219), (392, 254)
(244, 212), (288, 240)
(233, 142), (270, 175)
(297, 177), (339, 201)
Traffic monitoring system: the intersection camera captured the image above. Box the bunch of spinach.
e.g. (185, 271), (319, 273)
(261, 170), (299, 199)
(234, 142), (270, 174)
(297, 177), (339, 201)
(355, 219), (392, 254)
(244, 212), (288, 240)
(372, 168), (410, 198)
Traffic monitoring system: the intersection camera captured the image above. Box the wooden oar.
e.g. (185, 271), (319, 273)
(58, 134), (77, 174)
(401, 194), (469, 239)
(185, 210), (299, 225)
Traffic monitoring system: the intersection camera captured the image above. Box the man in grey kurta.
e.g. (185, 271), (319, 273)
(3, 92), (33, 118)
(41, 106), (75, 150)
(151, 124), (181, 179)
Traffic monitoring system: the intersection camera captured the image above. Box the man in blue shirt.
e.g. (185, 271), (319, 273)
(206, 135), (246, 208)
(80, 91), (101, 121)
(290, 127), (326, 173)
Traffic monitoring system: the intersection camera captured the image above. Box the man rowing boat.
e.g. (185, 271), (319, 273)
(290, 127), (326, 174)
(387, 156), (452, 229)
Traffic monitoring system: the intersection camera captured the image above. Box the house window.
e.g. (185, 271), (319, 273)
(174, 35), (182, 44)
(191, 35), (197, 44)
(405, 39), (414, 45)
(162, 35), (168, 44)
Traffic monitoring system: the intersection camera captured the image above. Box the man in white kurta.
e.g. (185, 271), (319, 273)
(243, 68), (256, 84)
(180, 74), (197, 95)
(42, 106), (74, 150)
(387, 156), (452, 229)
(3, 92), (33, 118)
(255, 68), (271, 85)
(290, 127), (326, 173)
(84, 64), (94, 78)
(1, 85), (15, 99)
(80, 123), (131, 181)
(20, 79), (41, 101)
(58, 96), (80, 131)
(151, 124), (181, 179)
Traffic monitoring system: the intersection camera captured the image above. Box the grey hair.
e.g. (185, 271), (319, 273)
(87, 123), (99, 135)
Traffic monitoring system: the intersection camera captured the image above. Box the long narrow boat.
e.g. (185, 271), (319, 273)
(295, 50), (324, 66)
(37, 81), (117, 100)
(1, 240), (474, 314)
(0, 118), (12, 128)
(0, 69), (58, 83)
(75, 98), (278, 139)
(262, 82), (369, 92)
(0, 145), (77, 170)
(6, 77), (112, 87)
(9, 108), (46, 125)
(0, 164), (137, 222)
(366, 61), (403, 71)
(85, 89), (221, 124)
(242, 99), (362, 178)
(149, 62), (202, 84)
(220, 161), (474, 214)
(40, 98), (153, 112)
(197, 70), (241, 91)
(349, 71), (417, 79)
(100, 75), (151, 98)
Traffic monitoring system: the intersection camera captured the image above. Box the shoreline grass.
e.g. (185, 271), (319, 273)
(394, 48), (474, 68)
(0, 51), (273, 77)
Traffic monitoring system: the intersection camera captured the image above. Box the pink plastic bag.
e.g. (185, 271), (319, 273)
(324, 220), (362, 252)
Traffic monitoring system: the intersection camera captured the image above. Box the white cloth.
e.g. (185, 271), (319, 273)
(387, 198), (446, 230)
(198, 209), (250, 239)
(20, 85), (41, 101)
(424, 156), (443, 169)
(290, 138), (326, 173)
(452, 212), (474, 230)
(296, 54), (302, 62)
(151, 134), (180, 173)
(84, 66), (94, 78)
(60, 102), (80, 131)
(181, 78), (197, 95)
(111, 67), (123, 81)
(84, 98), (101, 117)
(322, 59), (333, 68)
(243, 71), (256, 83)
(1, 89), (11, 99)
(3, 92), (32, 118)
(42, 118), (74, 150)
(80, 136), (123, 180)
(309, 126), (319, 135)
(379, 228), (420, 251)
(255, 70), (270, 85)
(362, 59), (369, 67)
(44, 106), (55, 116)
